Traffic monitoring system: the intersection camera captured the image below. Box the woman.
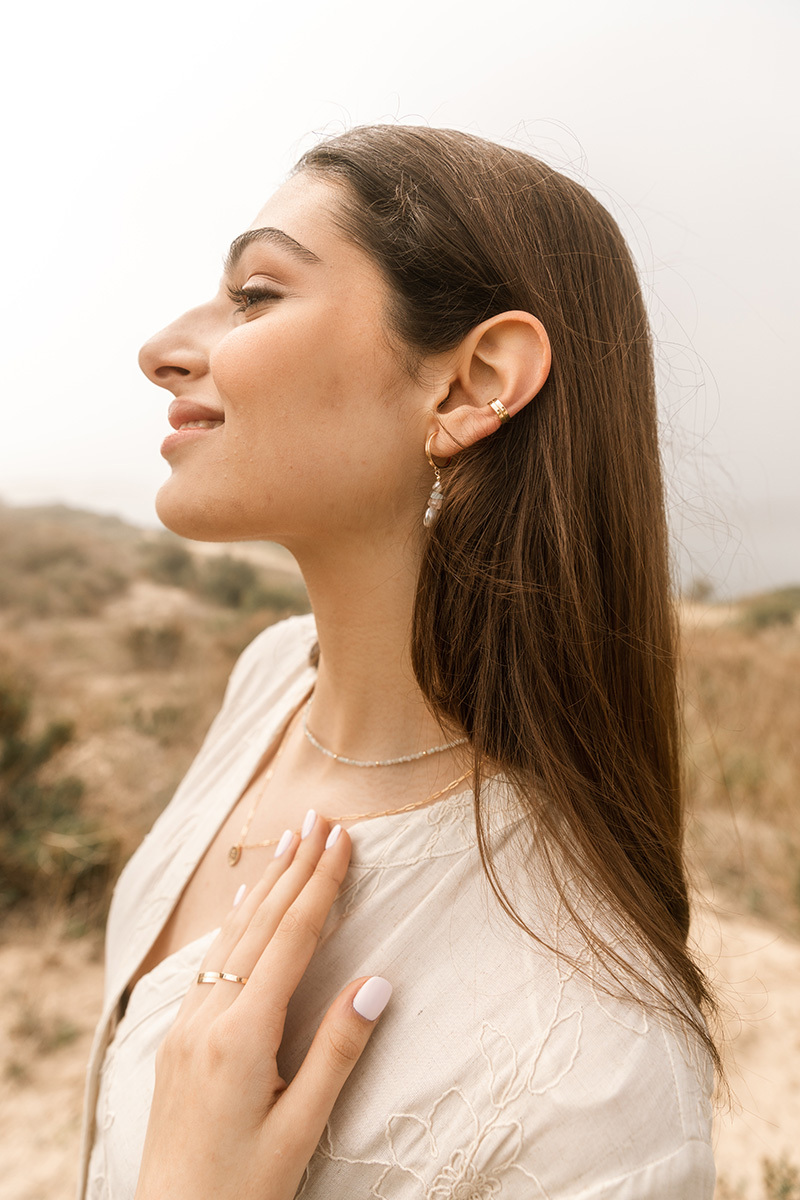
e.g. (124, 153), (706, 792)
(79, 125), (717, 1199)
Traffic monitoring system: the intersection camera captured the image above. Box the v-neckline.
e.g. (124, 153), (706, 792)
(122, 671), (319, 998)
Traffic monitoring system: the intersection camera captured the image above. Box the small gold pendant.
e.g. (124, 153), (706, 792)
(228, 845), (241, 866)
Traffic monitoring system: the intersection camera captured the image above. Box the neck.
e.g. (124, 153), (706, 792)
(287, 530), (458, 765)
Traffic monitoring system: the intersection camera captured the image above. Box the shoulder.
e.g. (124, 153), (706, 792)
(522, 972), (715, 1195)
(468, 901), (716, 1193)
(318, 809), (716, 1198)
(501, 905), (716, 1193)
(315, 914), (716, 1198)
(377, 953), (714, 1198)
(479, 832), (716, 1194)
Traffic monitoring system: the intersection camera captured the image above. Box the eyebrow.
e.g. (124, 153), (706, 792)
(223, 227), (322, 275)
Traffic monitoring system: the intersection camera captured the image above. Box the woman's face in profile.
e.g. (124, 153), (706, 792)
(139, 173), (432, 547)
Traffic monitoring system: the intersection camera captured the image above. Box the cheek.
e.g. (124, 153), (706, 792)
(209, 308), (404, 441)
(209, 320), (289, 410)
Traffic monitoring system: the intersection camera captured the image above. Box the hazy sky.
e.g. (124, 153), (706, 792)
(2, 0), (797, 597)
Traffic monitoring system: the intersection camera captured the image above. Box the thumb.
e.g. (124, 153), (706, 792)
(271, 976), (393, 1155)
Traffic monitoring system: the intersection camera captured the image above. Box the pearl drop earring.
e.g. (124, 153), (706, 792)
(424, 431), (448, 529)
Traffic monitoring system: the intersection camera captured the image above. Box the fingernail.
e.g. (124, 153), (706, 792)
(274, 829), (293, 858)
(301, 808), (316, 839)
(325, 824), (342, 849)
(232, 883), (247, 908)
(353, 976), (393, 1021)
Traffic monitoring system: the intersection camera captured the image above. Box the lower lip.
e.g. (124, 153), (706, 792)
(161, 426), (223, 457)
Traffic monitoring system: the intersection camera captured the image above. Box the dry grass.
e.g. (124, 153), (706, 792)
(0, 594), (302, 909)
(682, 613), (800, 935)
(0, 505), (309, 926)
(0, 502), (798, 1198)
(680, 605), (800, 1197)
(716, 1158), (800, 1200)
(2, 502), (798, 940)
(0, 503), (138, 618)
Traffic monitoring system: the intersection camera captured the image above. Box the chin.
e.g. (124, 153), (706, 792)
(155, 480), (239, 543)
(155, 475), (289, 544)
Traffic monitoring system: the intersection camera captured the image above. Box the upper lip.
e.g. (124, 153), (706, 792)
(168, 398), (225, 430)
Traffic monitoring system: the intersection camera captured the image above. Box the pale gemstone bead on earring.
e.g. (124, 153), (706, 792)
(424, 481), (444, 528)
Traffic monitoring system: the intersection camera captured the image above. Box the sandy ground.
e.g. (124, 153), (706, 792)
(696, 897), (800, 1194)
(0, 924), (104, 1200)
(0, 903), (797, 1200)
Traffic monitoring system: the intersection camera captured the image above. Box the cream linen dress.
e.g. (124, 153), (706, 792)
(79, 614), (715, 1200)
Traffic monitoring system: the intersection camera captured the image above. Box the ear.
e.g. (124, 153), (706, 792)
(429, 311), (551, 460)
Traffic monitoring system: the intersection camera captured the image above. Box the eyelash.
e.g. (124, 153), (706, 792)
(226, 284), (282, 313)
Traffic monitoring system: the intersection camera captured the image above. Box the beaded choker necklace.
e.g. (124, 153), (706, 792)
(301, 698), (468, 767)
(227, 695), (472, 866)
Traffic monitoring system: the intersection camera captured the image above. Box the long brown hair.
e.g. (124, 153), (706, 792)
(298, 125), (719, 1072)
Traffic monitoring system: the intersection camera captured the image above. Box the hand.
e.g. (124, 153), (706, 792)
(134, 812), (392, 1200)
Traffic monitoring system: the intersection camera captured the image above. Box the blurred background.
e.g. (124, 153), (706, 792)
(0, 2), (798, 1198)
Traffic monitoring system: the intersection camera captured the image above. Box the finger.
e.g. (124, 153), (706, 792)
(201, 811), (341, 1020)
(175, 828), (302, 1023)
(268, 975), (393, 1161)
(232, 824), (351, 1037)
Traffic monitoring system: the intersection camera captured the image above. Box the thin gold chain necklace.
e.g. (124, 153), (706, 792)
(227, 700), (472, 867)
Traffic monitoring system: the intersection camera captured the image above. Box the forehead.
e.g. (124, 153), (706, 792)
(245, 173), (358, 270)
(242, 173), (414, 377)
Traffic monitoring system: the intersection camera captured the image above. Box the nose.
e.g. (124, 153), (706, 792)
(138, 304), (212, 389)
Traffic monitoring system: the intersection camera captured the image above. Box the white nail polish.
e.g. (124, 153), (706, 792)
(301, 808), (316, 839)
(325, 824), (342, 850)
(232, 883), (247, 908)
(353, 976), (393, 1021)
(274, 829), (293, 858)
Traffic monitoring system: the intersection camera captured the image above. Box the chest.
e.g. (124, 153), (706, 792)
(127, 760), (434, 989)
(129, 767), (306, 986)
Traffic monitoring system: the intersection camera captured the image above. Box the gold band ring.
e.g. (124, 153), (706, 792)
(488, 399), (510, 424)
(196, 970), (249, 986)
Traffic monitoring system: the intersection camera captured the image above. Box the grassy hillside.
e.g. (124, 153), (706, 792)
(1, 502), (799, 1200)
(2, 499), (798, 935)
(683, 610), (800, 934)
(0, 503), (309, 922)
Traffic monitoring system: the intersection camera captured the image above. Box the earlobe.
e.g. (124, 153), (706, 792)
(429, 311), (551, 460)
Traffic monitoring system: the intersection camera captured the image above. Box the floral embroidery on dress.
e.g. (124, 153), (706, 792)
(303, 1021), (566, 1198)
(376, 1085), (543, 1199)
